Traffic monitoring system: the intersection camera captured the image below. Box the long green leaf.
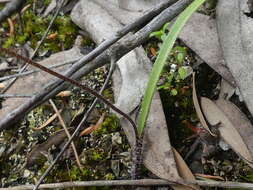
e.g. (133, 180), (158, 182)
(137, 0), (206, 135)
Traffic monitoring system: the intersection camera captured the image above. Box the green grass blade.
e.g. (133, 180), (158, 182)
(137, 0), (206, 135)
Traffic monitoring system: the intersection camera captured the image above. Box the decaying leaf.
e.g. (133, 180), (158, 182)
(47, 32), (58, 40)
(26, 129), (69, 167)
(150, 47), (157, 56)
(56, 90), (72, 97)
(172, 148), (200, 190)
(216, 0), (253, 115)
(192, 72), (214, 136)
(33, 109), (63, 131)
(79, 113), (105, 136)
(179, 13), (235, 86)
(200, 97), (253, 164)
(219, 79), (235, 100)
(215, 98), (253, 167)
(0, 83), (5, 89)
(195, 173), (224, 181)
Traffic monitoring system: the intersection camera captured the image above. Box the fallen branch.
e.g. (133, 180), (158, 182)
(2, 179), (253, 190)
(0, 61), (74, 82)
(0, 0), (192, 130)
(0, 94), (32, 98)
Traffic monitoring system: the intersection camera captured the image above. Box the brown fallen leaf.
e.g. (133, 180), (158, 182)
(172, 148), (201, 190)
(7, 18), (14, 36)
(200, 97), (253, 164)
(192, 72), (214, 136)
(79, 113), (105, 136)
(47, 32), (58, 40)
(150, 47), (157, 56)
(195, 173), (224, 181)
(0, 83), (5, 89)
(217, 0), (253, 115)
(179, 13), (235, 85)
(215, 98), (253, 167)
(27, 129), (68, 167)
(218, 79), (235, 100)
(56, 90), (72, 97)
(33, 109), (63, 131)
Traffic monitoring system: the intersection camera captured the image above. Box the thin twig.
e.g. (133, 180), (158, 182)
(0, 61), (73, 82)
(49, 99), (82, 169)
(3, 179), (253, 190)
(1, 0), (66, 93)
(0, 94), (33, 98)
(7, 18), (14, 36)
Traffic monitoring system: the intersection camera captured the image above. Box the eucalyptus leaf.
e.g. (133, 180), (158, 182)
(201, 97), (253, 164)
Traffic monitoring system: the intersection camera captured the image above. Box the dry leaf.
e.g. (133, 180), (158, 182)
(200, 97), (253, 163)
(217, 0), (253, 115)
(27, 130), (68, 167)
(79, 113), (105, 136)
(215, 98), (253, 167)
(192, 72), (214, 136)
(179, 13), (235, 85)
(0, 83), (5, 89)
(7, 18), (14, 36)
(195, 173), (224, 181)
(56, 90), (72, 97)
(172, 148), (200, 190)
(47, 32), (58, 40)
(33, 109), (63, 130)
(219, 79), (235, 100)
(150, 47), (157, 56)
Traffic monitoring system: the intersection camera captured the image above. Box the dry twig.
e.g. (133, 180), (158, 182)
(2, 179), (253, 190)
(49, 99), (82, 169)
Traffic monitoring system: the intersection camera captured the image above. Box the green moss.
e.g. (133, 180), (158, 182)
(3, 8), (78, 52)
(94, 114), (120, 135)
(44, 0), (52, 6)
(3, 36), (15, 48)
(92, 151), (104, 161)
(105, 173), (115, 180)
